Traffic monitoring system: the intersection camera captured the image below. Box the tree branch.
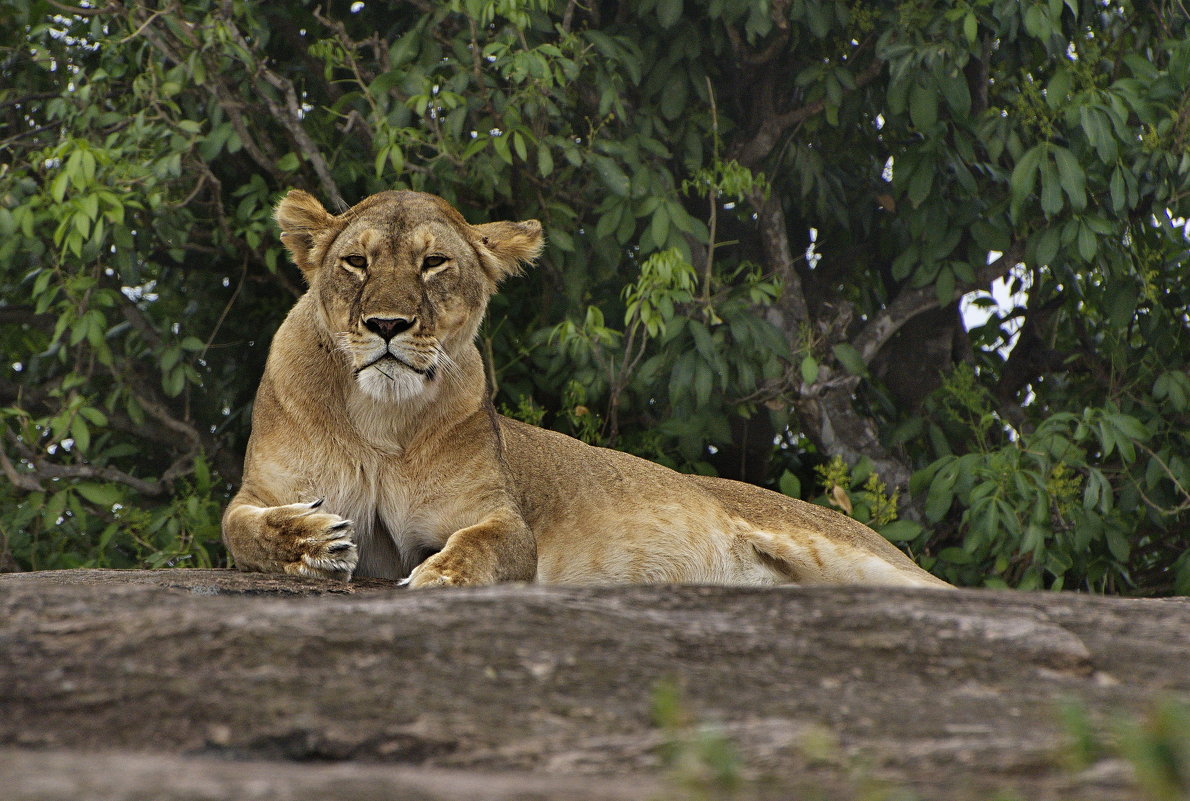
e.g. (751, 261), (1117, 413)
(0, 91), (59, 111)
(43, 0), (115, 15)
(6, 425), (194, 498)
(748, 189), (810, 337)
(217, 16), (344, 206)
(852, 242), (1027, 367)
(795, 386), (917, 501)
(254, 67), (344, 207)
(561, 0), (579, 32)
(725, 22), (790, 66)
(114, 287), (165, 352)
(0, 120), (64, 150)
(25, 458), (173, 497)
(736, 58), (884, 169)
(0, 439), (42, 492)
(0, 307), (55, 332)
(119, 2), (288, 189)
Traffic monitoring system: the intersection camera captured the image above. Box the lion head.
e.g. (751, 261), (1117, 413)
(274, 189), (542, 402)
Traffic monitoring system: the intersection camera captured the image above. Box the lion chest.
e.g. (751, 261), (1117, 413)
(321, 457), (486, 571)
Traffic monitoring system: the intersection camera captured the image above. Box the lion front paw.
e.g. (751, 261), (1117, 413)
(402, 552), (471, 589)
(261, 500), (359, 580)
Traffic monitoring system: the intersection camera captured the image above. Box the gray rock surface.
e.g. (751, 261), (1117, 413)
(3, 568), (1188, 799)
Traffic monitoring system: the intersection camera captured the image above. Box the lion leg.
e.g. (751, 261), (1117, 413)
(222, 497), (358, 580)
(404, 510), (536, 588)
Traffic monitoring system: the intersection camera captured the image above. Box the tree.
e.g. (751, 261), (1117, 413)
(1, 0), (1187, 592)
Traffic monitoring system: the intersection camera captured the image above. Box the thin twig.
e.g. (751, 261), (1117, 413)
(702, 76), (719, 309)
(44, 0), (114, 16)
(1135, 440), (1190, 515)
(0, 121), (64, 150)
(177, 172), (208, 208)
(0, 437), (42, 492)
(199, 256), (248, 364)
(119, 7), (166, 42)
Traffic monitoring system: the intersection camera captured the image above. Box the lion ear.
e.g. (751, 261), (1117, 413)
(471, 219), (544, 282)
(275, 189), (333, 271)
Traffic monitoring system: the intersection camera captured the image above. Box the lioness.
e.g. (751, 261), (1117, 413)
(222, 189), (950, 589)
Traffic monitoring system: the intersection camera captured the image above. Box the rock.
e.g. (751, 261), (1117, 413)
(2, 568), (1188, 800)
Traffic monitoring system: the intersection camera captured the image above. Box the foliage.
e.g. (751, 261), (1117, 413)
(1, 0), (1187, 591)
(651, 681), (1190, 801)
(1062, 698), (1190, 801)
(652, 678), (743, 800)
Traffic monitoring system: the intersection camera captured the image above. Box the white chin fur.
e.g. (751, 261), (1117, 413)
(356, 363), (433, 403)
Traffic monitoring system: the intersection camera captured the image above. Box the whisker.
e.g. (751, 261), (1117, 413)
(436, 347), (464, 382)
(333, 332), (355, 357)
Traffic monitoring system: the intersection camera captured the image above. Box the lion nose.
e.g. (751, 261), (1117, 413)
(364, 316), (416, 341)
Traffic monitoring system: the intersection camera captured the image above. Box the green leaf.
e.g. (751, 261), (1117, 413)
(1109, 166), (1127, 212)
(656, 0), (682, 29)
(1023, 4), (1051, 39)
(907, 164), (933, 208)
(1052, 147), (1086, 211)
(963, 12), (978, 45)
(935, 265), (956, 307)
(594, 203), (623, 240)
(1108, 413), (1149, 442)
(51, 171), (70, 203)
(689, 319), (714, 362)
(80, 193), (99, 221)
(660, 75), (688, 121)
(925, 460), (960, 522)
(1046, 68), (1072, 109)
(1104, 527), (1130, 561)
(938, 547), (974, 565)
(940, 71), (971, 117)
(909, 80), (938, 131)
(389, 34), (420, 67)
(1009, 144), (1044, 213)
(163, 366), (185, 397)
(648, 205), (670, 248)
(832, 343), (866, 376)
(75, 482), (122, 508)
(592, 156), (630, 197)
(69, 317), (89, 346)
(1035, 225), (1061, 265)
(880, 520), (923, 542)
(779, 470), (802, 499)
(68, 416), (90, 454)
(693, 363), (712, 407)
(493, 133), (512, 165)
(800, 354), (819, 386)
(32, 269), (53, 299)
(1076, 223), (1097, 261)
(1039, 154), (1063, 216)
(79, 407), (108, 426)
(160, 346), (182, 372)
(1107, 282), (1138, 330)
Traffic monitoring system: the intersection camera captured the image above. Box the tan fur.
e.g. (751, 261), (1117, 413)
(222, 190), (952, 589)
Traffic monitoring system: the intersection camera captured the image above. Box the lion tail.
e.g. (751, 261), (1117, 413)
(742, 527), (953, 588)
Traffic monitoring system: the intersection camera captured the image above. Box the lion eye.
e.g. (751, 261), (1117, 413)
(344, 254), (367, 270)
(422, 255), (448, 271)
